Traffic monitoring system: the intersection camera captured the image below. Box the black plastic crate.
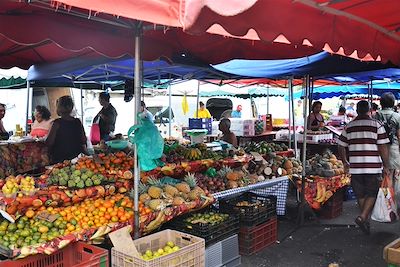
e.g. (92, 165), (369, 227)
(167, 210), (239, 246)
(219, 192), (277, 227)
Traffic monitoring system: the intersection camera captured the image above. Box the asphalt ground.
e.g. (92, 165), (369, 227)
(241, 197), (399, 267)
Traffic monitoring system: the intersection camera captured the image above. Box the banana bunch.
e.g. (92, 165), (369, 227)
(183, 148), (202, 160)
(314, 183), (333, 203)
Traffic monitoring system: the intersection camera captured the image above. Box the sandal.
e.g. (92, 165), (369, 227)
(355, 216), (370, 235)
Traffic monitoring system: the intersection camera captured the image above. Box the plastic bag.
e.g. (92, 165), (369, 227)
(90, 117), (100, 145)
(394, 170), (400, 213)
(371, 175), (398, 222)
(128, 113), (164, 171)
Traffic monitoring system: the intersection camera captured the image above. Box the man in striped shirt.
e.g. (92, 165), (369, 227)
(338, 100), (390, 234)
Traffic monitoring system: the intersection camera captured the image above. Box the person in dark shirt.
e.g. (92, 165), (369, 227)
(94, 92), (117, 140)
(0, 103), (9, 140)
(46, 96), (87, 163)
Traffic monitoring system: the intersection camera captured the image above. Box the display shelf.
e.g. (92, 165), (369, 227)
(212, 176), (289, 215)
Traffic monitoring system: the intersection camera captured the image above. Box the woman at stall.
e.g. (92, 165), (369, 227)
(307, 101), (324, 131)
(30, 105), (53, 138)
(46, 96), (87, 163)
(0, 103), (9, 140)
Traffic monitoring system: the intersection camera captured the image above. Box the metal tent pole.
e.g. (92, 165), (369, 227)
(80, 84), (84, 123)
(25, 81), (30, 134)
(299, 75), (310, 226)
(288, 82), (292, 150)
(196, 81), (200, 118)
(133, 24), (142, 239)
(289, 78), (298, 158)
(267, 86), (270, 115)
(168, 83), (172, 137)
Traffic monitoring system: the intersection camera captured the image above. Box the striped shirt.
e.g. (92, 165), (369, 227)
(337, 117), (389, 174)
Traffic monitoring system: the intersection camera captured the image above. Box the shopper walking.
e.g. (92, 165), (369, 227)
(338, 100), (390, 234)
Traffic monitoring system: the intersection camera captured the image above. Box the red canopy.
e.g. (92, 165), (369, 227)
(54, 0), (400, 65)
(182, 0), (400, 64)
(0, 1), (320, 69)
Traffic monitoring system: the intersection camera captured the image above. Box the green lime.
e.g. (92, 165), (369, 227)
(70, 219), (77, 226)
(7, 224), (17, 232)
(2, 241), (9, 248)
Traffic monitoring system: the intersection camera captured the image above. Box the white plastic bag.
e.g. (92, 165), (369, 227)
(371, 175), (398, 222)
(394, 170), (400, 212)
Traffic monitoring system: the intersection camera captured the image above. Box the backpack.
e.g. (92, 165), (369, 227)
(376, 111), (395, 144)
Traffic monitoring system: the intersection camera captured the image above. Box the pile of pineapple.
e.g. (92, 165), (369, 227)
(138, 174), (209, 211)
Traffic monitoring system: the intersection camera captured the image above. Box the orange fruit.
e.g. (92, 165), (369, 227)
(25, 209), (35, 218)
(111, 216), (119, 222)
(32, 199), (43, 207)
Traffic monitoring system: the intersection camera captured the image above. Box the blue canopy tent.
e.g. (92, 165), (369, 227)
(27, 56), (244, 89)
(200, 87), (287, 98)
(212, 52), (396, 79)
(291, 82), (400, 100)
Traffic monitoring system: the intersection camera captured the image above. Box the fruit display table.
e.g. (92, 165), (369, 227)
(213, 176), (289, 215)
(0, 140), (49, 179)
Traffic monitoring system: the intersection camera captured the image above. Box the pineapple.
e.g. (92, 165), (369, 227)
(147, 177), (163, 199)
(164, 184), (179, 197)
(172, 196), (185, 206)
(184, 173), (197, 189)
(148, 199), (165, 211)
(175, 182), (190, 194)
(185, 173), (206, 200)
(217, 166), (233, 178)
(139, 182), (151, 203)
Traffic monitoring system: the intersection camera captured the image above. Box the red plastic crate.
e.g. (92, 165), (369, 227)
(238, 217), (277, 255)
(1, 242), (109, 267)
(318, 200), (343, 219)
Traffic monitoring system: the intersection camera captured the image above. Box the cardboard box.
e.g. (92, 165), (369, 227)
(384, 238), (400, 264)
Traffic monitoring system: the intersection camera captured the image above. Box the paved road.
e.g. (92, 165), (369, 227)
(241, 199), (399, 267)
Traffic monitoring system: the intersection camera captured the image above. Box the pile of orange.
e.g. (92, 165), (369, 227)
(34, 194), (134, 235)
(76, 152), (134, 175)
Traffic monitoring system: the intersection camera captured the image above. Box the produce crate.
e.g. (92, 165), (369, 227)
(275, 149), (294, 158)
(318, 189), (344, 219)
(219, 192), (277, 227)
(168, 211), (239, 246)
(111, 229), (205, 267)
(2, 242), (109, 267)
(206, 234), (240, 267)
(189, 118), (212, 135)
(384, 238), (400, 266)
(238, 217), (277, 256)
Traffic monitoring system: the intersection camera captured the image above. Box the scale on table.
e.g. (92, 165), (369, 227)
(206, 140), (232, 151)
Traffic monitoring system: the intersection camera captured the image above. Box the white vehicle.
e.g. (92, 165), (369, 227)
(147, 106), (182, 138)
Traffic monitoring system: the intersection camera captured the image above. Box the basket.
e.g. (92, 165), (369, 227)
(168, 211), (239, 246)
(111, 229), (205, 267)
(106, 140), (129, 150)
(219, 192), (277, 227)
(2, 242), (109, 267)
(239, 217), (277, 255)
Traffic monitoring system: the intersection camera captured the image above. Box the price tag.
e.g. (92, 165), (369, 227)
(109, 226), (140, 257)
(250, 152), (263, 162)
(36, 211), (58, 222)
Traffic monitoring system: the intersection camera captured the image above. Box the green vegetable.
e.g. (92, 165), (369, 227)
(206, 168), (217, 177)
